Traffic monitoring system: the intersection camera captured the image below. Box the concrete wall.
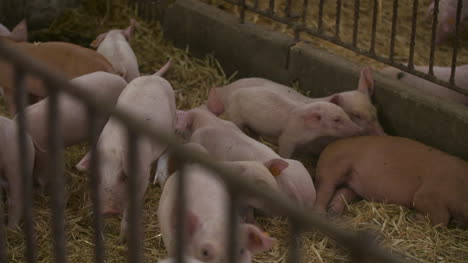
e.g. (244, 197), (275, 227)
(161, 0), (468, 160)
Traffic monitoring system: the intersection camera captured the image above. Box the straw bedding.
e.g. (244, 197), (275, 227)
(1, 0), (467, 262)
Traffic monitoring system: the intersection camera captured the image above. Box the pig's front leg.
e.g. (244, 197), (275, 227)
(412, 188), (450, 226)
(119, 207), (129, 243)
(6, 170), (23, 228)
(278, 134), (296, 158)
(327, 187), (360, 216)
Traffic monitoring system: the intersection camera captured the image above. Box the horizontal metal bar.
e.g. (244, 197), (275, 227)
(0, 39), (403, 263)
(221, 0), (467, 96)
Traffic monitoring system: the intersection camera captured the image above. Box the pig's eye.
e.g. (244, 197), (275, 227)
(334, 118), (341, 123)
(200, 245), (214, 261)
(120, 172), (127, 182)
(353, 114), (362, 120)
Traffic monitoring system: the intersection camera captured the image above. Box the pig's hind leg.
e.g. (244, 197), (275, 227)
(412, 188), (450, 226)
(327, 187), (360, 216)
(313, 165), (351, 214)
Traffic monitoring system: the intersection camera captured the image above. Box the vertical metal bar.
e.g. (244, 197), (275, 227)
(269, 0), (275, 14)
(408, 0), (419, 70)
(450, 0), (463, 85)
(254, 0), (259, 9)
(288, 222), (301, 263)
(227, 191), (239, 263)
(302, 0), (309, 24)
(48, 87), (67, 263)
(389, 0), (399, 62)
(175, 162), (187, 263)
(14, 69), (36, 263)
(239, 0), (246, 23)
(127, 130), (143, 263)
(87, 107), (104, 263)
(369, 0), (379, 54)
(335, 0), (342, 38)
(428, 0), (439, 76)
(352, 0), (361, 46)
(0, 188), (6, 262)
(285, 0), (292, 17)
(318, 0), (325, 33)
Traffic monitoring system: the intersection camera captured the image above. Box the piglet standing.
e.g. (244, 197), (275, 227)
(91, 19), (140, 82)
(175, 106), (317, 212)
(21, 72), (128, 187)
(208, 67), (385, 137)
(380, 65), (468, 105)
(0, 116), (35, 228)
(314, 136), (468, 226)
(0, 19), (27, 42)
(76, 60), (175, 241)
(158, 143), (276, 263)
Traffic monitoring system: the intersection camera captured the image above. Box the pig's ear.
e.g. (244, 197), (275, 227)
(357, 67), (374, 97)
(10, 19), (27, 42)
(303, 113), (322, 127)
(207, 88), (225, 116)
(76, 152), (91, 171)
(328, 94), (341, 106)
(123, 18), (137, 41)
(243, 224), (276, 254)
(170, 208), (200, 238)
(175, 110), (193, 132)
(263, 159), (289, 177)
(90, 33), (107, 48)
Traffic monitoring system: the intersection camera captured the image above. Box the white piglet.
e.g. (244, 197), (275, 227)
(158, 143), (276, 263)
(91, 19), (140, 82)
(76, 61), (175, 241)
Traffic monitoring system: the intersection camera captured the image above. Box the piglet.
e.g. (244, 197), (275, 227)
(91, 19), (140, 82)
(426, 0), (468, 44)
(380, 65), (468, 105)
(314, 136), (468, 226)
(0, 116), (35, 228)
(0, 39), (115, 114)
(176, 106), (317, 211)
(211, 85), (362, 158)
(208, 67), (385, 137)
(158, 142), (276, 263)
(21, 72), (127, 187)
(76, 60), (175, 242)
(0, 19), (27, 42)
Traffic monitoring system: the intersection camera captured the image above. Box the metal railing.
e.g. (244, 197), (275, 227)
(0, 37), (405, 262)
(137, 0), (467, 97)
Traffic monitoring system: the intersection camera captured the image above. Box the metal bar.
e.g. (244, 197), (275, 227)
(318, 0), (325, 33)
(288, 222), (302, 263)
(240, 0), (245, 23)
(428, 0), (439, 76)
(0, 188), (6, 263)
(369, 0), (379, 54)
(254, 0), (259, 9)
(389, 0), (399, 62)
(48, 87), (67, 263)
(335, 0), (342, 38)
(175, 162), (187, 263)
(450, 0), (463, 85)
(127, 130), (143, 263)
(87, 107), (105, 263)
(219, 0), (468, 96)
(0, 39), (411, 263)
(268, 0), (275, 14)
(285, 0), (292, 18)
(302, 0), (309, 24)
(408, 0), (419, 70)
(227, 191), (239, 263)
(14, 68), (36, 263)
(352, 0), (361, 47)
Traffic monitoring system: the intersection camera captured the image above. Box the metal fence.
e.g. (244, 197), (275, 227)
(0, 35), (406, 262)
(135, 0), (467, 96)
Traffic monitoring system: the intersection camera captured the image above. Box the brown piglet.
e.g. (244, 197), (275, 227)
(314, 136), (468, 226)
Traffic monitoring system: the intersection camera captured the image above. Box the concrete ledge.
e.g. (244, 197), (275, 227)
(162, 0), (294, 84)
(162, 0), (468, 160)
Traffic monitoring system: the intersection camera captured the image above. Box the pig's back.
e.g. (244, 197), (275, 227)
(20, 42), (115, 77)
(98, 36), (139, 82)
(0, 24), (10, 37)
